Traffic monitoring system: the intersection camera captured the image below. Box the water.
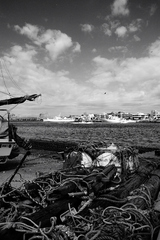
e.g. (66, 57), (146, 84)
(13, 121), (160, 149)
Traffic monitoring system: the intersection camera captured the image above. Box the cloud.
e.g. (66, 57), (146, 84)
(1, 44), (86, 116)
(148, 38), (160, 57)
(111, 19), (142, 39)
(89, 56), (119, 87)
(92, 48), (97, 53)
(149, 4), (157, 16)
(102, 17), (141, 40)
(111, 0), (129, 16)
(14, 23), (39, 41)
(87, 39), (160, 111)
(9, 44), (37, 61)
(14, 23), (80, 61)
(108, 46), (128, 53)
(72, 42), (81, 53)
(102, 1), (142, 40)
(115, 26), (128, 38)
(101, 23), (112, 36)
(2, 45), (40, 99)
(80, 24), (94, 33)
(128, 19), (142, 33)
(45, 32), (72, 61)
(110, 20), (121, 30)
(3, 24), (160, 116)
(133, 35), (141, 42)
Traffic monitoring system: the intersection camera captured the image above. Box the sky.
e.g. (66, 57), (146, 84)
(0, 0), (160, 117)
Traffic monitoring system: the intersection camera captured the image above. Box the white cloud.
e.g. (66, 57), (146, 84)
(149, 4), (157, 16)
(2, 40), (100, 117)
(45, 32), (72, 61)
(87, 39), (160, 111)
(90, 56), (119, 87)
(1, 45), (86, 116)
(92, 56), (117, 68)
(102, 17), (142, 40)
(7, 45), (37, 64)
(3, 24), (160, 116)
(101, 23), (112, 36)
(14, 23), (39, 42)
(14, 23), (80, 61)
(92, 48), (97, 53)
(110, 20), (121, 30)
(113, 19), (142, 39)
(128, 24), (138, 33)
(80, 24), (94, 33)
(103, 2), (142, 41)
(72, 42), (81, 53)
(115, 26), (128, 38)
(148, 38), (160, 57)
(111, 0), (129, 16)
(128, 19), (142, 33)
(133, 35), (141, 42)
(108, 46), (128, 53)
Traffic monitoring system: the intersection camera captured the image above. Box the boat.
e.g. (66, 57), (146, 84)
(72, 117), (93, 124)
(0, 94), (41, 163)
(0, 59), (41, 163)
(43, 116), (75, 123)
(0, 109), (15, 163)
(72, 120), (93, 124)
(106, 116), (136, 124)
(106, 116), (122, 123)
(120, 118), (137, 123)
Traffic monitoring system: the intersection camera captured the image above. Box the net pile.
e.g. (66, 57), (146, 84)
(1, 143), (160, 240)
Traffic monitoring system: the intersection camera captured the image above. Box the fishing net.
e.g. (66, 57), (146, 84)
(0, 143), (160, 240)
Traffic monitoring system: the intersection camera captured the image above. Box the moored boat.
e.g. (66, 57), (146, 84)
(106, 116), (136, 124)
(43, 116), (75, 123)
(72, 116), (93, 124)
(72, 120), (93, 124)
(0, 59), (41, 163)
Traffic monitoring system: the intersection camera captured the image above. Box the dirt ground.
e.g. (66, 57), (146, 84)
(0, 149), (63, 188)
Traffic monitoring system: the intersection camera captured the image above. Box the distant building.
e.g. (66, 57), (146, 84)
(132, 112), (147, 120)
(151, 110), (159, 117)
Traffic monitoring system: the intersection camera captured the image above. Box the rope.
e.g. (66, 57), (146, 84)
(0, 147), (159, 240)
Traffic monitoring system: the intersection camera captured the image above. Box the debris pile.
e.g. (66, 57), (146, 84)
(1, 143), (160, 240)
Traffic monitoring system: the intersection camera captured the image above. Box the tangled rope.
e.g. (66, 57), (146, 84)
(0, 143), (160, 240)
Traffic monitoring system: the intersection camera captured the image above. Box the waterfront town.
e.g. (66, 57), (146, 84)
(10, 109), (160, 122)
